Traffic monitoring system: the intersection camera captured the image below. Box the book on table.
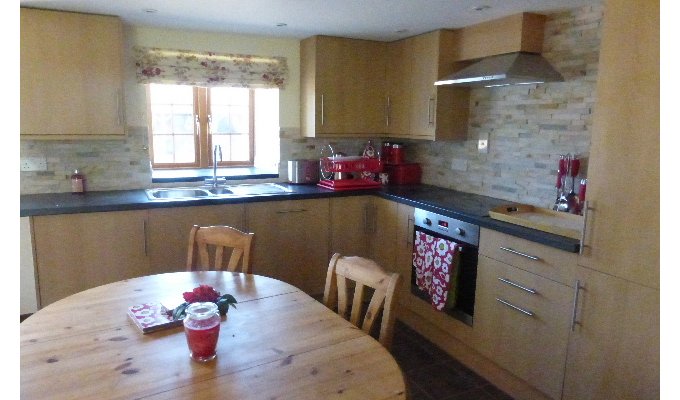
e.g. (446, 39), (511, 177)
(127, 302), (183, 334)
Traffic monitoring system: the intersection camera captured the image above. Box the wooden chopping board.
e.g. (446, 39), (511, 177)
(488, 204), (584, 239)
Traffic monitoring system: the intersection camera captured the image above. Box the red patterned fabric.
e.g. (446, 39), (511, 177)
(412, 232), (460, 311)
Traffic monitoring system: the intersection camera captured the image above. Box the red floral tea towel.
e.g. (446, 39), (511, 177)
(412, 232), (461, 311)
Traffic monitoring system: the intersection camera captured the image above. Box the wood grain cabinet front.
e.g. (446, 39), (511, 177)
(473, 255), (574, 400)
(300, 35), (387, 137)
(246, 199), (330, 296)
(147, 204), (246, 274)
(20, 8), (125, 138)
(32, 210), (150, 307)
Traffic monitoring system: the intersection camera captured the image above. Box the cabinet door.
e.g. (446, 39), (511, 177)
(407, 33), (438, 138)
(302, 36), (387, 136)
(20, 217), (38, 314)
(562, 267), (659, 400)
(369, 197), (399, 272)
(385, 40), (411, 136)
(577, 0), (659, 288)
(32, 210), (149, 307)
(147, 204), (245, 274)
(394, 203), (415, 304)
(246, 199), (330, 295)
(20, 8), (124, 138)
(474, 255), (573, 400)
(329, 196), (372, 258)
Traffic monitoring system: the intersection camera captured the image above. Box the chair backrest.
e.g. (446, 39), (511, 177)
(186, 225), (255, 273)
(323, 253), (401, 348)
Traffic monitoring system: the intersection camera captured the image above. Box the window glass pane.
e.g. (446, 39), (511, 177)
(152, 135), (174, 164)
(174, 135), (196, 163)
(230, 134), (250, 161)
(148, 84), (196, 166)
(172, 105), (194, 134)
(211, 87), (248, 106)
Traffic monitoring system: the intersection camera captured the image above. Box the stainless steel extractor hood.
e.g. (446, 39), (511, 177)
(434, 52), (564, 88)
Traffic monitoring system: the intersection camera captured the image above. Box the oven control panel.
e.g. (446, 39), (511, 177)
(414, 208), (479, 247)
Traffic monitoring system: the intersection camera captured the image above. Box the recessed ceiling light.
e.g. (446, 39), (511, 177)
(276, 23), (287, 27)
(472, 5), (491, 12)
(143, 8), (158, 14)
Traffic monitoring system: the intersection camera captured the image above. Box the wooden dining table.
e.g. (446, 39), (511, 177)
(20, 272), (407, 399)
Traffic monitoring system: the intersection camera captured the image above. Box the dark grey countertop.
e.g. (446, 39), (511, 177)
(20, 183), (580, 253)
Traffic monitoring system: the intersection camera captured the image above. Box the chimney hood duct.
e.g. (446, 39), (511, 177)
(434, 52), (564, 88)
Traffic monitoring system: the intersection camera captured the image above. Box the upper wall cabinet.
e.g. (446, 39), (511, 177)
(300, 35), (387, 137)
(389, 30), (470, 141)
(21, 8), (125, 139)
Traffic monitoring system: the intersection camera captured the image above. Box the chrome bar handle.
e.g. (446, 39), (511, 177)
(571, 280), (583, 331)
(498, 277), (537, 294)
(499, 246), (540, 261)
(427, 97), (435, 125)
(116, 90), (123, 126)
(406, 217), (414, 246)
(320, 94), (325, 126)
(496, 298), (534, 317)
(142, 219), (148, 257)
(386, 96), (391, 127)
(276, 209), (308, 214)
(579, 201), (590, 255)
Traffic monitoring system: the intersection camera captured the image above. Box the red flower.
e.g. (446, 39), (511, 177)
(183, 284), (221, 303)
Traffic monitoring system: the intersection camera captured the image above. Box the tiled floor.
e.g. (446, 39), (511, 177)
(389, 321), (514, 400)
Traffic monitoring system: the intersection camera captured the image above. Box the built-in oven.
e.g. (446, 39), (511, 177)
(411, 208), (480, 326)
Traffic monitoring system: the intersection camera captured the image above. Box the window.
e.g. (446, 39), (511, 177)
(147, 84), (277, 169)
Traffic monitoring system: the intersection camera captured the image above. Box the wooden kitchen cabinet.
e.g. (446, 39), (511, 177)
(147, 204), (245, 274)
(473, 255), (574, 400)
(246, 199), (330, 295)
(329, 196), (372, 258)
(472, 227), (578, 399)
(394, 202), (415, 303)
(20, 217), (38, 314)
(32, 210), (150, 307)
(385, 40), (411, 136)
(20, 8), (125, 138)
(368, 197), (399, 272)
(562, 267), (659, 400)
(576, 0), (659, 290)
(386, 30), (470, 140)
(562, 1), (659, 399)
(300, 35), (387, 137)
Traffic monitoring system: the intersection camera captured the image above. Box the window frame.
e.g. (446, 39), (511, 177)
(146, 85), (256, 169)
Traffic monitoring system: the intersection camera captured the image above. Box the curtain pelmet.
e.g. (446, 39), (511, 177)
(134, 46), (288, 89)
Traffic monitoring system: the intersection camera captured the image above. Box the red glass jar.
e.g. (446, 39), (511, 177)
(183, 302), (221, 362)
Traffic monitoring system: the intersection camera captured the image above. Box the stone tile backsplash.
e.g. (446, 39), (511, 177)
(20, 4), (601, 208)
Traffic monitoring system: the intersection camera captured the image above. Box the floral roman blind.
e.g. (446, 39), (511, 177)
(133, 46), (288, 89)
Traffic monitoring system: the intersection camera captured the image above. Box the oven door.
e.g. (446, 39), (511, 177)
(410, 224), (479, 326)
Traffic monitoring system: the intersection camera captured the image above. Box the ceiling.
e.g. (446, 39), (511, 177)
(19, 0), (599, 42)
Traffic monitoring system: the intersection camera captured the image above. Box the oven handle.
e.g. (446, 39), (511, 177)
(499, 246), (540, 261)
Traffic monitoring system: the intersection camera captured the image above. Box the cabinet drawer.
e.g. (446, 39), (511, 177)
(480, 228), (576, 286)
(474, 255), (574, 399)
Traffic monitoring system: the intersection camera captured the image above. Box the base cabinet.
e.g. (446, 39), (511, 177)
(329, 196), (372, 258)
(246, 199), (330, 295)
(562, 267), (659, 400)
(32, 210), (150, 307)
(147, 204), (245, 273)
(473, 255), (573, 400)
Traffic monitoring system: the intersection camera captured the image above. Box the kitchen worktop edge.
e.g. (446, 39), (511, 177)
(20, 184), (580, 253)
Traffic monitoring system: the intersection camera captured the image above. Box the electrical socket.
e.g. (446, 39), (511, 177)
(478, 139), (488, 154)
(21, 157), (47, 171)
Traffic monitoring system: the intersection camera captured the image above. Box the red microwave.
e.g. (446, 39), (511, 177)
(384, 163), (422, 185)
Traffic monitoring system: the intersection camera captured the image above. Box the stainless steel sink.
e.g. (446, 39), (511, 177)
(146, 187), (213, 200)
(146, 183), (291, 200)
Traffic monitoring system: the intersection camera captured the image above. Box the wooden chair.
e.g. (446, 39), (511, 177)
(323, 253), (402, 348)
(186, 225), (255, 273)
